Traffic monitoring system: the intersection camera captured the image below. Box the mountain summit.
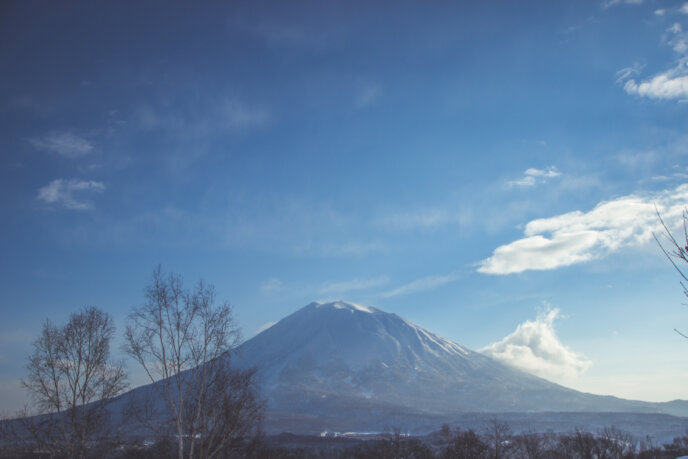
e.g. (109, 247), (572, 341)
(230, 301), (687, 433)
(115, 301), (688, 435)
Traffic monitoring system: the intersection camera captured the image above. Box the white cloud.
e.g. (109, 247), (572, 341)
(655, 8), (667, 16)
(478, 184), (688, 275)
(320, 276), (388, 295)
(512, 176), (537, 187)
(526, 167), (562, 178)
(681, 3), (688, 14)
(507, 166), (562, 188)
(381, 272), (461, 298)
(673, 41), (688, 55)
(624, 73), (688, 99)
(36, 179), (105, 210)
(30, 130), (93, 158)
(480, 308), (591, 382)
(621, 23), (688, 100)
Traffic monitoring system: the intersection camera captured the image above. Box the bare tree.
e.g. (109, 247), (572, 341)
(654, 207), (688, 339)
(19, 306), (127, 458)
(513, 430), (548, 459)
(125, 266), (261, 459)
(598, 425), (636, 459)
(484, 419), (513, 459)
(183, 359), (263, 458)
(441, 427), (489, 459)
(571, 428), (597, 459)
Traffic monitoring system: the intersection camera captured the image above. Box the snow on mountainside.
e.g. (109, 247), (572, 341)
(228, 301), (688, 433)
(109, 301), (688, 435)
(234, 301), (475, 384)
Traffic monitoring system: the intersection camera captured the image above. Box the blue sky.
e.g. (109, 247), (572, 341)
(2, 0), (688, 413)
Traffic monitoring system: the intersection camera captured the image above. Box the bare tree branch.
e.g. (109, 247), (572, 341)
(125, 266), (262, 459)
(654, 206), (688, 340)
(19, 306), (127, 458)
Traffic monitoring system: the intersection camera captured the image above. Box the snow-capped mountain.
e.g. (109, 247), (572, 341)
(228, 301), (688, 433)
(109, 300), (688, 435)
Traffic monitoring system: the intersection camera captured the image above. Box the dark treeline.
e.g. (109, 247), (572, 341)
(238, 424), (688, 459)
(4, 420), (683, 459)
(251, 424), (688, 459)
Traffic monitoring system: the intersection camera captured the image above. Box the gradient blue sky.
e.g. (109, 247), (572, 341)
(2, 0), (688, 413)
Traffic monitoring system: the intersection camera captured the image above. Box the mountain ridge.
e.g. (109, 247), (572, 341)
(112, 300), (688, 435)
(226, 301), (688, 433)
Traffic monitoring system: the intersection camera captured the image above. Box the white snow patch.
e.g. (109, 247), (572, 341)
(321, 301), (375, 313)
(420, 329), (470, 356)
(400, 315), (469, 356)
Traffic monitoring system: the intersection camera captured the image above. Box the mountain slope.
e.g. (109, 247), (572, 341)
(114, 301), (688, 435)
(228, 301), (688, 433)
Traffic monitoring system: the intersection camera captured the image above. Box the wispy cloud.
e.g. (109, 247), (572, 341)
(667, 22), (688, 54)
(260, 278), (283, 293)
(602, 0), (642, 9)
(312, 241), (387, 257)
(131, 98), (270, 175)
(615, 62), (643, 83)
(29, 130), (94, 158)
(354, 83), (381, 109)
(319, 276), (388, 295)
(381, 272), (461, 298)
(379, 209), (453, 230)
(616, 150), (657, 169)
(135, 99), (268, 135)
(36, 179), (105, 210)
(507, 166), (562, 188)
(377, 203), (476, 232)
(644, 167), (688, 183)
(620, 23), (688, 100)
(247, 22), (321, 49)
(480, 307), (591, 381)
(238, 15), (339, 51)
(478, 184), (688, 275)
(222, 101), (270, 129)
